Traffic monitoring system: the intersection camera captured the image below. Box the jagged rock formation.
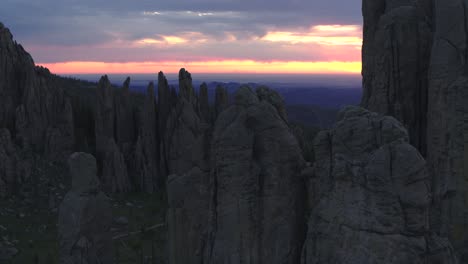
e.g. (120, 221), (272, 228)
(0, 23), (74, 196)
(166, 70), (212, 263)
(167, 85), (306, 263)
(165, 69), (208, 176)
(95, 76), (131, 193)
(0, 23), (74, 159)
(158, 71), (171, 179)
(134, 82), (159, 192)
(205, 86), (306, 263)
(179, 68), (197, 106)
(115, 77), (135, 155)
(301, 106), (457, 263)
(214, 85), (229, 119)
(362, 1), (468, 260)
(58, 152), (112, 264)
(427, 1), (468, 260)
(198, 83), (210, 122)
(361, 0), (432, 155)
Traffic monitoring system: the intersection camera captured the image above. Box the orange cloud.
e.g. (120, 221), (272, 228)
(262, 24), (362, 46)
(39, 60), (361, 75)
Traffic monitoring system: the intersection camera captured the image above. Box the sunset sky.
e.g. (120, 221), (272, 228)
(2, 0), (362, 75)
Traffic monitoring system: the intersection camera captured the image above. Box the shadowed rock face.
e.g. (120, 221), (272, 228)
(301, 106), (458, 264)
(427, 1), (468, 260)
(95, 76), (131, 193)
(0, 23), (74, 196)
(0, 129), (19, 197)
(361, 0), (432, 155)
(214, 85), (229, 120)
(0, 24), (74, 159)
(134, 82), (159, 192)
(167, 85), (307, 264)
(58, 152), (112, 264)
(205, 86), (307, 263)
(198, 83), (210, 122)
(362, 0), (468, 260)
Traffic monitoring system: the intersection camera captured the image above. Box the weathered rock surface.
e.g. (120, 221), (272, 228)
(134, 82), (159, 192)
(115, 77), (135, 147)
(95, 76), (131, 192)
(214, 85), (229, 119)
(1, 24), (74, 159)
(166, 70), (213, 263)
(427, 1), (468, 260)
(167, 167), (210, 264)
(58, 152), (112, 264)
(0, 129), (19, 197)
(179, 68), (197, 105)
(167, 86), (307, 264)
(301, 106), (457, 264)
(158, 71), (171, 179)
(165, 69), (209, 176)
(361, 0), (432, 155)
(198, 82), (210, 122)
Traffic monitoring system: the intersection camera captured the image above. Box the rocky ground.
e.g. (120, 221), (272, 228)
(0, 157), (168, 264)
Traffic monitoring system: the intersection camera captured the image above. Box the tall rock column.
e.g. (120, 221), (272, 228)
(166, 69), (213, 263)
(427, 0), (468, 260)
(158, 72), (171, 179)
(203, 86), (306, 263)
(198, 82), (210, 122)
(135, 82), (159, 192)
(95, 76), (131, 192)
(214, 85), (229, 120)
(361, 0), (433, 155)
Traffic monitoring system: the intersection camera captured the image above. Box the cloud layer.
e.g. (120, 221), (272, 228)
(1, 0), (362, 73)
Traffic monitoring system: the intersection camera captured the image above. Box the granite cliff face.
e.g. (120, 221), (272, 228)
(427, 1), (468, 260)
(301, 106), (457, 263)
(0, 23), (74, 160)
(0, 23), (74, 197)
(361, 0), (432, 155)
(167, 86), (307, 264)
(362, 0), (468, 261)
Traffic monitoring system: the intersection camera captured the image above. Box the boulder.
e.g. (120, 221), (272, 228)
(58, 152), (112, 264)
(301, 106), (458, 264)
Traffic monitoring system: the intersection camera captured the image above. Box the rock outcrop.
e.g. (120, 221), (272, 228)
(205, 86), (306, 263)
(158, 71), (171, 179)
(0, 23), (74, 196)
(115, 77), (135, 150)
(427, 1), (468, 260)
(166, 70), (212, 263)
(301, 106), (457, 264)
(361, 1), (468, 260)
(95, 76), (131, 193)
(0, 129), (19, 197)
(214, 85), (229, 119)
(1, 24), (74, 159)
(165, 69), (209, 176)
(167, 85), (307, 263)
(58, 152), (112, 264)
(134, 82), (159, 192)
(361, 0), (433, 155)
(198, 83), (210, 122)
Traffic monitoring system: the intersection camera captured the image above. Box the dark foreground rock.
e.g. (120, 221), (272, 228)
(58, 153), (112, 264)
(301, 106), (458, 264)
